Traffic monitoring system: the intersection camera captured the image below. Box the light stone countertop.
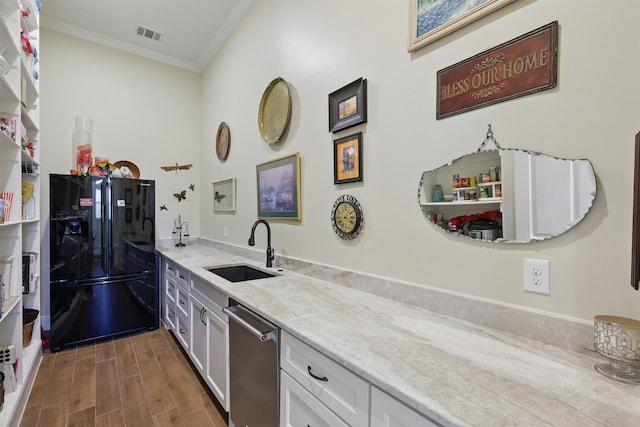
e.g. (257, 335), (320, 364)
(157, 243), (640, 426)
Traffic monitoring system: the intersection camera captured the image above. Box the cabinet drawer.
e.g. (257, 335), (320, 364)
(370, 386), (440, 427)
(175, 312), (190, 350)
(191, 275), (228, 321)
(164, 301), (176, 330)
(165, 275), (176, 304)
(280, 371), (348, 427)
(164, 258), (177, 278)
(175, 266), (189, 288)
(176, 286), (189, 318)
(281, 331), (369, 426)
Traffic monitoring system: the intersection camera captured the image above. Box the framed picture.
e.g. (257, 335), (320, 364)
(328, 78), (367, 133)
(256, 152), (301, 220)
(334, 132), (363, 184)
(212, 178), (236, 212)
(408, 0), (516, 52)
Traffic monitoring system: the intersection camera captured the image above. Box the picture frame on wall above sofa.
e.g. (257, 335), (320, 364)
(256, 153), (301, 220)
(212, 178), (236, 212)
(329, 78), (367, 133)
(408, 0), (516, 52)
(334, 132), (363, 184)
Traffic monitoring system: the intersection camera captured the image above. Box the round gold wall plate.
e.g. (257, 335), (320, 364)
(216, 122), (230, 161)
(258, 77), (292, 144)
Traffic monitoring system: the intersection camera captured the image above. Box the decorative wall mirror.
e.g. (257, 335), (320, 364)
(631, 131), (640, 289)
(417, 126), (597, 243)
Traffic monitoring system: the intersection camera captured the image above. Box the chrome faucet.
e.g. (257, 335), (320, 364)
(248, 219), (274, 268)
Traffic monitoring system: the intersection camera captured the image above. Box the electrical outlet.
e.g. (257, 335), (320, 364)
(223, 226), (228, 238)
(524, 258), (550, 294)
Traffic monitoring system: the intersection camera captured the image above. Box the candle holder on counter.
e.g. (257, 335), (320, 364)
(172, 214), (190, 247)
(593, 315), (640, 384)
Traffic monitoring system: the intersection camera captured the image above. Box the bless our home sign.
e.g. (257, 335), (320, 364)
(437, 21), (558, 119)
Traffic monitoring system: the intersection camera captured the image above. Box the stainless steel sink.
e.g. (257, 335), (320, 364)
(206, 264), (277, 283)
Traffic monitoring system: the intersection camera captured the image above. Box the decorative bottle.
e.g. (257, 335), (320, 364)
(73, 116), (93, 174)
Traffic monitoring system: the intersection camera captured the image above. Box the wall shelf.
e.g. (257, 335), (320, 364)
(1, 0), (41, 424)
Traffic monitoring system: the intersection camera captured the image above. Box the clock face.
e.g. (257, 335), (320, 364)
(331, 194), (363, 240)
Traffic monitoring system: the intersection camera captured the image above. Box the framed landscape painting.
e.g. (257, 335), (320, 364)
(256, 153), (301, 220)
(334, 132), (363, 184)
(408, 0), (516, 52)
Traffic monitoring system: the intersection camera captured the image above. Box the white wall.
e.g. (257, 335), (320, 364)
(199, 0), (640, 322)
(38, 1), (640, 326)
(39, 30), (201, 326)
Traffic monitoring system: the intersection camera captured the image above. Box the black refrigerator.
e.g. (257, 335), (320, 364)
(49, 174), (159, 352)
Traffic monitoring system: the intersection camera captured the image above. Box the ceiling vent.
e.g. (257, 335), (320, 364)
(136, 26), (161, 41)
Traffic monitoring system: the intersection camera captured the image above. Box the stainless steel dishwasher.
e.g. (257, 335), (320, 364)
(223, 300), (279, 427)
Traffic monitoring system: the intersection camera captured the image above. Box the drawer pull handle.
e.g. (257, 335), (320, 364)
(307, 366), (328, 382)
(168, 313), (173, 318)
(179, 299), (185, 304)
(179, 328), (186, 335)
(168, 266), (174, 271)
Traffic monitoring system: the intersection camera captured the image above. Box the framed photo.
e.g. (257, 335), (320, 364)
(408, 0), (516, 52)
(212, 178), (236, 212)
(256, 152), (301, 220)
(328, 78), (367, 133)
(334, 132), (363, 184)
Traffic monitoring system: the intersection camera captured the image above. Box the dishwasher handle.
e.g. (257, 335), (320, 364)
(223, 305), (277, 342)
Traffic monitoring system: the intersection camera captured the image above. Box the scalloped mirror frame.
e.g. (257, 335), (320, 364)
(418, 148), (597, 243)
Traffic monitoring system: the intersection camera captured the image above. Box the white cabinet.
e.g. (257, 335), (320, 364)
(190, 296), (207, 372)
(280, 331), (440, 427)
(159, 257), (229, 413)
(175, 312), (190, 350)
(280, 370), (348, 427)
(161, 258), (190, 351)
(190, 276), (229, 411)
(280, 331), (369, 427)
(370, 387), (440, 427)
(1, 0), (41, 425)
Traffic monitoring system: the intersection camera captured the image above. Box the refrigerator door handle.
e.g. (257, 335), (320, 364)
(104, 178), (112, 276)
(56, 273), (151, 288)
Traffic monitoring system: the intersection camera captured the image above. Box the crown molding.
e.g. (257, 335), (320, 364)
(40, 16), (200, 72)
(197, 0), (254, 70)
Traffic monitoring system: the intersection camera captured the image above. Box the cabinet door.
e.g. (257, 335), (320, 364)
(280, 371), (348, 427)
(190, 296), (207, 375)
(205, 310), (229, 411)
(175, 312), (190, 350)
(164, 301), (176, 330)
(162, 274), (176, 329)
(176, 285), (189, 318)
(370, 386), (440, 427)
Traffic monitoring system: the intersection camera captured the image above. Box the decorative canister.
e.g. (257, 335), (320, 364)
(593, 315), (640, 384)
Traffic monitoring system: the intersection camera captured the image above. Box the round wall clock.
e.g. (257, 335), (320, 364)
(216, 122), (230, 161)
(331, 194), (364, 240)
(258, 77), (292, 144)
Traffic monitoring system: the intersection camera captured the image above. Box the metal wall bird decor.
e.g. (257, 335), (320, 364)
(161, 163), (192, 172)
(173, 190), (187, 202)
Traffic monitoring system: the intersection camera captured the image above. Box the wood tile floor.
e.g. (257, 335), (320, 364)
(20, 327), (228, 427)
